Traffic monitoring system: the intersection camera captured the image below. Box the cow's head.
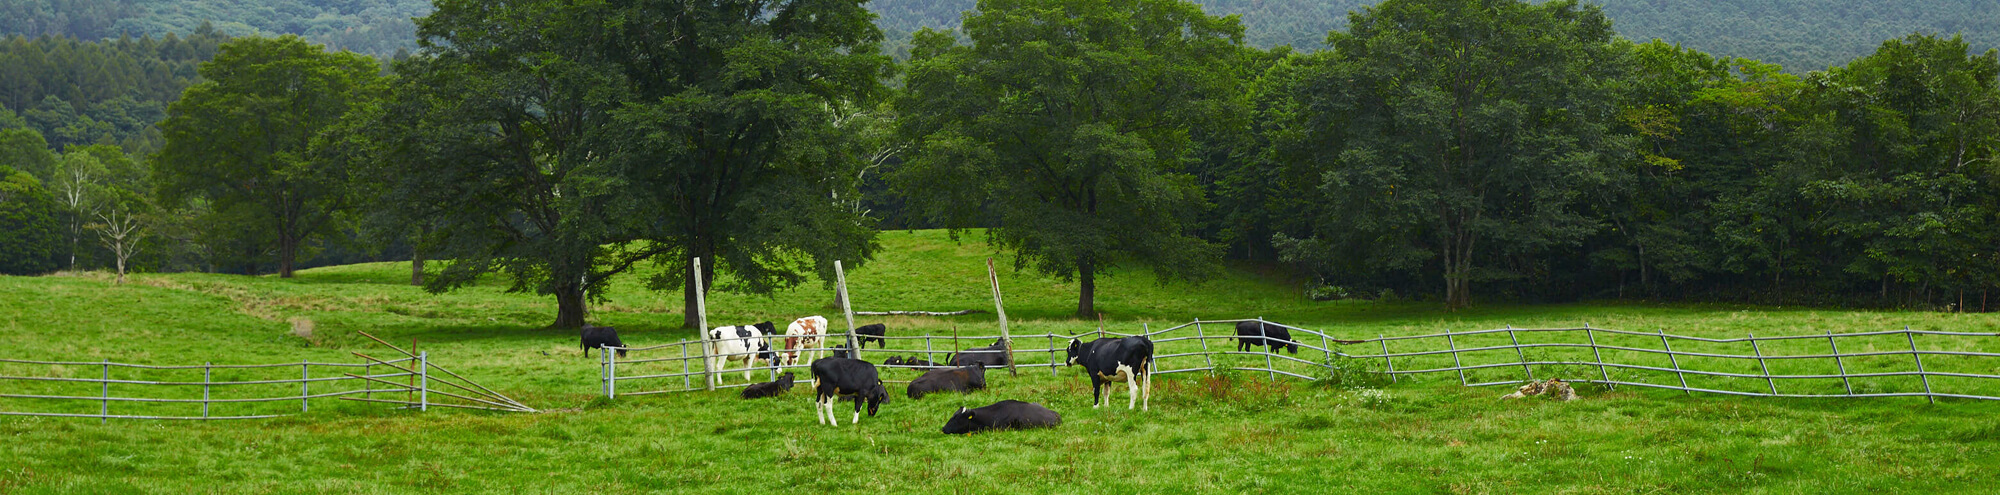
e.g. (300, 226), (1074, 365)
(941, 406), (977, 434)
(863, 380), (888, 417)
(753, 321), (777, 335)
(757, 341), (777, 365)
(884, 356), (903, 366)
(775, 372), (795, 389)
(1064, 339), (1083, 366)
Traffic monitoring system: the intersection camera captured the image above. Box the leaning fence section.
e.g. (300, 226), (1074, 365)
(0, 331), (535, 421)
(595, 319), (2000, 403)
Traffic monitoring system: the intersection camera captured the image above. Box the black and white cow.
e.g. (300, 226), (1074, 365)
(1065, 336), (1154, 411)
(809, 357), (888, 426)
(855, 323), (887, 349)
(950, 338), (1012, 368)
(941, 400), (1062, 434)
(1235, 321), (1299, 354)
(580, 325), (626, 358)
(707, 322), (779, 384)
(906, 365), (987, 399)
(741, 372), (795, 399)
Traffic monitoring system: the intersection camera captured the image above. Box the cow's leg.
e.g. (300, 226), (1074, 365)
(826, 396), (839, 427)
(1142, 360), (1153, 411)
(851, 396), (861, 425)
(814, 395), (826, 425)
(1090, 376), (1103, 408)
(1126, 368), (1139, 410)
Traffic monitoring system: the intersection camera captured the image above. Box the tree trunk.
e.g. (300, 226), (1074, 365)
(682, 255), (715, 329)
(278, 235), (297, 278)
(1075, 258), (1096, 319)
(553, 280), (587, 329)
(411, 249), (425, 286)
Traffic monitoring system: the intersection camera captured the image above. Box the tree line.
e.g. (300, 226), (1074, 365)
(1, 0), (1996, 328)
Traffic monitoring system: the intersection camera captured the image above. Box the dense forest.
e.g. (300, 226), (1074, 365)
(3, 0), (1996, 71)
(1, 0), (1998, 326)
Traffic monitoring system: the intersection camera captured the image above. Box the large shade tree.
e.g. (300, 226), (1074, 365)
(895, 0), (1238, 318)
(368, 0), (889, 328)
(153, 35), (382, 278)
(1275, 0), (1625, 309)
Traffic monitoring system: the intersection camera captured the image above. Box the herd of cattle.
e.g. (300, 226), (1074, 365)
(578, 318), (1301, 434)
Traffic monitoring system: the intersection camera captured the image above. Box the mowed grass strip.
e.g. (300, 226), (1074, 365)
(2, 230), (1998, 493)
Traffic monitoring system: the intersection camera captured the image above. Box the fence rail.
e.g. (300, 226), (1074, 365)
(595, 319), (2000, 403)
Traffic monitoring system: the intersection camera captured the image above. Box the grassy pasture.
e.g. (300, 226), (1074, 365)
(3, 229), (1999, 493)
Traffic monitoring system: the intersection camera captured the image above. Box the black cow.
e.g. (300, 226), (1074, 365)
(1235, 321), (1298, 354)
(742, 372), (795, 399)
(950, 339), (1012, 368)
(906, 365), (987, 399)
(884, 356), (905, 366)
(1065, 336), (1154, 411)
(855, 323), (888, 349)
(581, 325), (627, 358)
(809, 357), (888, 426)
(941, 400), (1062, 434)
(904, 357), (942, 369)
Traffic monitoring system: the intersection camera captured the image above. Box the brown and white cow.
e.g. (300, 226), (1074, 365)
(781, 316), (829, 366)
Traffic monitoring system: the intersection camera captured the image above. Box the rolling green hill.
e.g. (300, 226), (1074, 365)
(3, 229), (1999, 491)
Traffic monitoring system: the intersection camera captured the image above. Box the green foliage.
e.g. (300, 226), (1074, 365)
(0, 127), (55, 180)
(153, 35), (382, 278)
(0, 0), (423, 58)
(0, 165), (61, 274)
(0, 31), (227, 154)
(896, 0), (1237, 318)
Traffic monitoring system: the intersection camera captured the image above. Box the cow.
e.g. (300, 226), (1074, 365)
(707, 322), (779, 384)
(903, 356), (942, 369)
(941, 400), (1062, 434)
(855, 323), (888, 349)
(906, 365), (987, 399)
(1065, 336), (1154, 411)
(780, 316), (830, 366)
(950, 338), (1012, 368)
(580, 325), (627, 358)
(1235, 321), (1299, 354)
(883, 356), (904, 366)
(742, 372), (796, 399)
(809, 357), (888, 426)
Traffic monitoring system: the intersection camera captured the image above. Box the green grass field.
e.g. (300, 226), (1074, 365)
(3, 230), (1999, 493)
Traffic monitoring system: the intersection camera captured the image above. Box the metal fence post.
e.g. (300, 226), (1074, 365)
(925, 336), (935, 369)
(1749, 332), (1776, 395)
(1826, 330), (1853, 396)
(1195, 319), (1215, 373)
(1657, 329), (1689, 396)
(363, 363), (372, 400)
(1318, 325), (1331, 376)
(607, 345), (617, 399)
(1444, 328), (1466, 386)
(419, 351), (429, 412)
(1906, 327), (1933, 405)
(301, 361), (310, 412)
(1584, 325), (1616, 391)
(682, 341), (691, 391)
(100, 359), (109, 423)
(1047, 334), (1058, 375)
(1259, 317), (1274, 382)
(1379, 334), (1395, 384)
(203, 362), (211, 418)
(1507, 326), (1532, 382)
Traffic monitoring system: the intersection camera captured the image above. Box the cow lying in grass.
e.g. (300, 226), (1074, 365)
(742, 372), (795, 399)
(951, 338), (1011, 368)
(906, 365), (986, 399)
(1065, 336), (1154, 411)
(581, 325), (627, 358)
(941, 400), (1061, 434)
(810, 357), (887, 426)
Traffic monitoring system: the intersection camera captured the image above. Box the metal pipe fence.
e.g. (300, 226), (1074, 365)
(595, 319), (2000, 402)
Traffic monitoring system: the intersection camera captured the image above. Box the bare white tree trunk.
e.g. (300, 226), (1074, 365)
(94, 208), (144, 285)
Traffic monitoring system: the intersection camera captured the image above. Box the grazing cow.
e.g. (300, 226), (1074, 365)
(1235, 321), (1299, 354)
(781, 316), (830, 366)
(742, 372), (796, 399)
(855, 323), (888, 349)
(950, 338), (1012, 368)
(809, 357), (887, 426)
(1065, 336), (1154, 410)
(707, 322), (779, 383)
(580, 325), (627, 358)
(941, 400), (1062, 434)
(906, 365), (987, 399)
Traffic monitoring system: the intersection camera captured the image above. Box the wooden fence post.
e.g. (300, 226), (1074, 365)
(1657, 329), (1688, 396)
(694, 257), (713, 392)
(1585, 324), (1612, 390)
(836, 260), (861, 356)
(1749, 332), (1776, 395)
(1826, 330), (1853, 396)
(985, 258), (1015, 376)
(1444, 328), (1466, 386)
(1906, 327), (1934, 405)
